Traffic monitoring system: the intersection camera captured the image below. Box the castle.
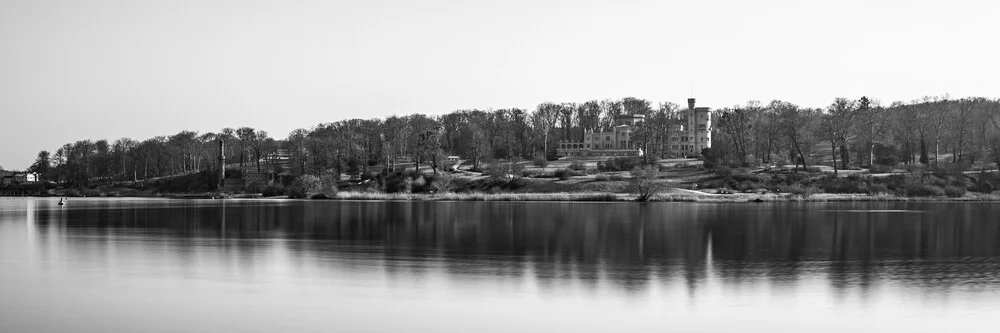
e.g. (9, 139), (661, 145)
(556, 98), (712, 158)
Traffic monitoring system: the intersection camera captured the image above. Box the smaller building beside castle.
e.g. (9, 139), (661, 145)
(557, 114), (645, 157)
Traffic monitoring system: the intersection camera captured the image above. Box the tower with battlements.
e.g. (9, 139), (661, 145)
(666, 98), (712, 157)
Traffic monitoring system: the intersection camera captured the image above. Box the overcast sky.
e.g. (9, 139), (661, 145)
(1, 0), (998, 169)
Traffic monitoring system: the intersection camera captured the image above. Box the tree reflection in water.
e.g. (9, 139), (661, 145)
(23, 199), (1000, 298)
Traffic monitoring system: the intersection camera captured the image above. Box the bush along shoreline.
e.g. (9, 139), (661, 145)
(34, 157), (1000, 203)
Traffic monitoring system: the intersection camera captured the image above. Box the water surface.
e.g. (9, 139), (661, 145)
(2, 198), (999, 332)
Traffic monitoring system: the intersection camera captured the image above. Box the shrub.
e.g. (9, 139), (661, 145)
(905, 184), (945, 197)
(714, 165), (733, 177)
(261, 184), (285, 197)
(598, 157), (644, 172)
(631, 166), (663, 201)
(487, 160), (525, 183)
(533, 155), (549, 168)
(521, 170), (545, 178)
(905, 164), (927, 175)
(820, 177), (867, 194)
(701, 147), (722, 169)
(777, 184), (819, 197)
(944, 185), (967, 198)
(245, 182), (264, 194)
(675, 162), (690, 168)
(382, 171), (417, 193)
(430, 173), (455, 193)
(288, 175), (322, 198)
(975, 181), (994, 193)
(554, 168), (574, 180)
(569, 161), (586, 171)
(869, 164), (893, 173)
(938, 161), (971, 174)
(594, 174), (610, 182)
(866, 183), (890, 195)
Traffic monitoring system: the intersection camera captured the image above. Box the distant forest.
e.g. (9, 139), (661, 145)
(18, 95), (1000, 186)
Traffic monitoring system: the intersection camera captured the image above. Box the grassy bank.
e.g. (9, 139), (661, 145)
(330, 191), (623, 201)
(307, 190), (1000, 202)
(34, 187), (1000, 202)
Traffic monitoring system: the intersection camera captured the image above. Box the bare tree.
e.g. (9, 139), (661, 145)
(818, 98), (857, 174)
(947, 98), (980, 163)
(853, 97), (885, 166)
(773, 101), (817, 170)
(630, 165), (663, 202)
(531, 102), (561, 158)
(716, 104), (755, 166)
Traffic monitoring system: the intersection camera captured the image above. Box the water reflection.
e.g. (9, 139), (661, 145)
(2, 199), (1000, 332)
(11, 200), (1000, 291)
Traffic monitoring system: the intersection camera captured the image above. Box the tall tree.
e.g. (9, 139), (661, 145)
(819, 98), (857, 173)
(773, 101), (817, 170)
(716, 104), (756, 166)
(29, 151), (51, 181)
(853, 97), (885, 166)
(532, 103), (561, 158)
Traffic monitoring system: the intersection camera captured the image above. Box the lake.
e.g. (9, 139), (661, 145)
(2, 198), (999, 332)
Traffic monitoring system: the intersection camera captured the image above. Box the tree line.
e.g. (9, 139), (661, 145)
(28, 127), (277, 186)
(24, 95), (1000, 187)
(26, 97), (686, 186)
(711, 96), (1000, 173)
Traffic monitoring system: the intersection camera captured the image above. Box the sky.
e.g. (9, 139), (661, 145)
(2, 0), (998, 170)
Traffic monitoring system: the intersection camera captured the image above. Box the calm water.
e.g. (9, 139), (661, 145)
(2, 198), (999, 332)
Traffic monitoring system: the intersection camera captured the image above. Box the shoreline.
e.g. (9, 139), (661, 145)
(17, 190), (1000, 203)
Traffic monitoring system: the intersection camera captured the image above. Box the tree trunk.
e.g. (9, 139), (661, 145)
(919, 135), (929, 165)
(839, 138), (849, 167)
(869, 142), (875, 167)
(934, 139), (941, 166)
(831, 141), (838, 175)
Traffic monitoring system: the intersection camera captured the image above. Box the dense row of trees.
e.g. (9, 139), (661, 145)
(27, 97), (684, 186)
(24, 95), (1000, 187)
(28, 128), (278, 186)
(283, 97), (688, 176)
(712, 96), (1000, 173)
